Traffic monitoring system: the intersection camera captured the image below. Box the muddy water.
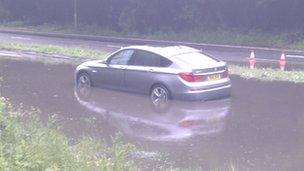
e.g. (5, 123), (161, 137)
(1, 58), (304, 170)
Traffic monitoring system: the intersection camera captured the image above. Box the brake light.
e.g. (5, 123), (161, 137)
(179, 72), (204, 82)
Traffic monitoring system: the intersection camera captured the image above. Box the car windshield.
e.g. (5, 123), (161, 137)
(174, 52), (219, 66)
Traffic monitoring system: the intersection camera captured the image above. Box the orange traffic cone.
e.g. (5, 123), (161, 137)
(279, 50), (286, 71)
(248, 50), (256, 69)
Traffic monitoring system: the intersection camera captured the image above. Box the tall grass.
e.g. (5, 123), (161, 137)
(0, 98), (136, 170)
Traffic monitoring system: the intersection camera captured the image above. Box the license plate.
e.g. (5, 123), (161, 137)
(208, 74), (221, 81)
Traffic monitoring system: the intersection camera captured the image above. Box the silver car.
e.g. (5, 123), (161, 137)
(75, 45), (231, 102)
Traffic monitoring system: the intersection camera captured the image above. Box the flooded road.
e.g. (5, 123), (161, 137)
(1, 57), (304, 170)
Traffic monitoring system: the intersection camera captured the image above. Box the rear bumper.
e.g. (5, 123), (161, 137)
(173, 83), (232, 101)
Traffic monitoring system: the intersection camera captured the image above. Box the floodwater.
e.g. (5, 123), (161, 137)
(1, 58), (304, 170)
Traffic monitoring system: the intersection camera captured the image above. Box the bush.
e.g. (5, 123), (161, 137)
(0, 98), (136, 170)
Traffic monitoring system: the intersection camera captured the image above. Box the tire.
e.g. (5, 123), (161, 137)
(150, 84), (170, 112)
(76, 72), (92, 98)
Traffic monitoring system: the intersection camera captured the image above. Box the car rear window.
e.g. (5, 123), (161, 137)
(174, 52), (219, 66)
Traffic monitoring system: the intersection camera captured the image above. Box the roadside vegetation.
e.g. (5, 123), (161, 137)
(229, 65), (304, 83)
(0, 97), (136, 170)
(0, 41), (109, 59)
(1, 41), (304, 83)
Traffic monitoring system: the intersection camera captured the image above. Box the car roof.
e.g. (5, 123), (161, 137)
(121, 45), (201, 59)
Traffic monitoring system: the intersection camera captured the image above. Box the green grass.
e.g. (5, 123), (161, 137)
(229, 65), (304, 83)
(0, 98), (136, 170)
(0, 42), (109, 59)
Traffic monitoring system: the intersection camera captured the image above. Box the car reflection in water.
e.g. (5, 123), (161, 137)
(74, 85), (231, 142)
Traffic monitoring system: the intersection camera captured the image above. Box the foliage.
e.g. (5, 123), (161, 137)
(0, 98), (136, 170)
(0, 0), (304, 33)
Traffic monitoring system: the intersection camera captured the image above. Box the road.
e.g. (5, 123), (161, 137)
(1, 31), (304, 66)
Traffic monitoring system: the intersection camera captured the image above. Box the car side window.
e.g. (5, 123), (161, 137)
(108, 50), (134, 65)
(130, 50), (172, 67)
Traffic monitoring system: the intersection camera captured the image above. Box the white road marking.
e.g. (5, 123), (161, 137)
(11, 36), (31, 40)
(286, 54), (304, 59)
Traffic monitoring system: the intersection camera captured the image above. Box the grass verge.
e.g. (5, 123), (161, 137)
(229, 65), (304, 83)
(1, 41), (304, 83)
(0, 97), (136, 170)
(0, 42), (109, 59)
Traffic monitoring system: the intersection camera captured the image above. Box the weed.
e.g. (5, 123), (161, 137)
(0, 98), (136, 170)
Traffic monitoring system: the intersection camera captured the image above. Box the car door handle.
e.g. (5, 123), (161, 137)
(120, 66), (127, 69)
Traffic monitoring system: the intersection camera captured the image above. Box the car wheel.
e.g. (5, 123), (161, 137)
(77, 72), (92, 97)
(150, 85), (170, 111)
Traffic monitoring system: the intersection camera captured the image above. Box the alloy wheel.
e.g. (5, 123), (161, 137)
(150, 86), (169, 109)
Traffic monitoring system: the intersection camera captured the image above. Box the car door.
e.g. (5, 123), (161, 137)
(97, 49), (134, 90)
(125, 50), (168, 93)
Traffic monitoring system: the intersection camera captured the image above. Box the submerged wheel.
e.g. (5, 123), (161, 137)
(150, 85), (170, 110)
(77, 72), (92, 97)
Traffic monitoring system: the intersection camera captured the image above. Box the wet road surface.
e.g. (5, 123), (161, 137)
(1, 57), (304, 170)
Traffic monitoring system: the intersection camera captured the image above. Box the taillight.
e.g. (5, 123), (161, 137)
(179, 72), (205, 82)
(222, 69), (229, 78)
